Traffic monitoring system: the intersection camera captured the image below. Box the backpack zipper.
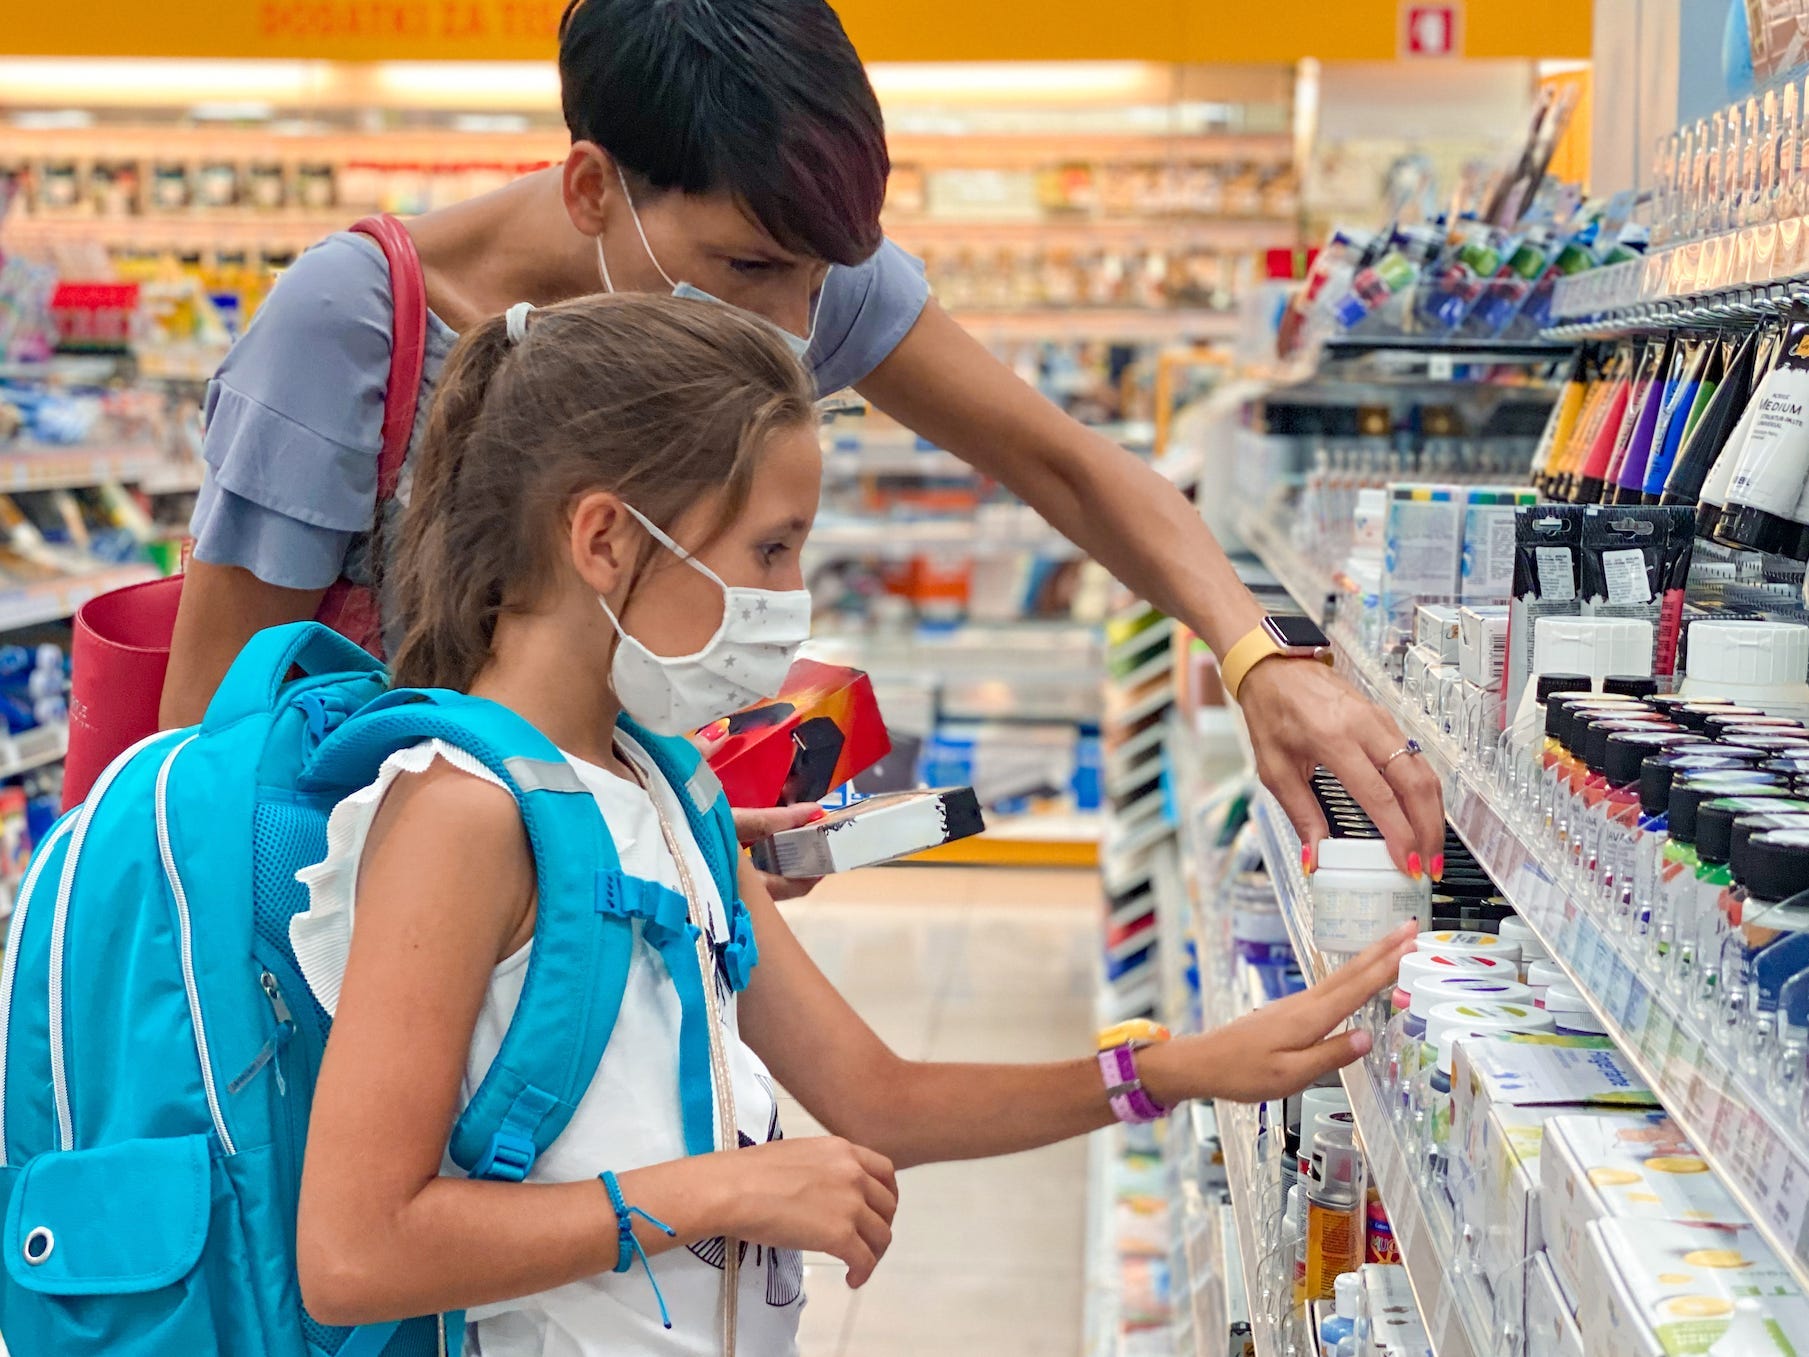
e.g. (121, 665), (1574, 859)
(150, 736), (238, 1155)
(227, 973), (295, 1097)
(0, 813), (76, 1167)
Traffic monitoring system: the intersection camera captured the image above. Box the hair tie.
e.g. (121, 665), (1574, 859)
(505, 301), (536, 346)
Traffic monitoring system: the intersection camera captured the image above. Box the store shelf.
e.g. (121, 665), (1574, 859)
(946, 308), (1242, 343)
(888, 217), (1299, 251)
(8, 209), (1294, 259)
(886, 132), (1298, 169)
(0, 725), (68, 780)
(805, 517), (1083, 560)
(911, 810), (1101, 868)
(0, 563), (161, 632)
(0, 443), (170, 492)
(1318, 336), (1575, 363)
(1233, 511), (1343, 628)
(1248, 795), (1491, 1357)
(1213, 1094), (1284, 1357)
(1239, 506), (1809, 1300)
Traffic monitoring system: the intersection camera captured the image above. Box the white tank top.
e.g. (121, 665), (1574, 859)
(290, 734), (804, 1357)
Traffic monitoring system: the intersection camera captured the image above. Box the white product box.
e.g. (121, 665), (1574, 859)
(1415, 603), (1463, 662)
(1461, 487), (1537, 602)
(1381, 483), (1464, 643)
(747, 787), (983, 876)
(1525, 1249), (1584, 1357)
(1459, 604), (1511, 690)
(1540, 1112), (1744, 1308)
(1446, 1100), (1624, 1335)
(1453, 1034), (1658, 1116)
(1578, 1219), (1809, 1357)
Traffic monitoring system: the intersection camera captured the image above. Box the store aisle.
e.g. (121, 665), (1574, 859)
(780, 866), (1099, 1357)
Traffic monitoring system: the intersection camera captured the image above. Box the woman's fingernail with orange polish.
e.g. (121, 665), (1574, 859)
(1407, 852), (1423, 880)
(806, 807), (828, 823)
(1301, 844), (1314, 875)
(1431, 854), (1445, 881)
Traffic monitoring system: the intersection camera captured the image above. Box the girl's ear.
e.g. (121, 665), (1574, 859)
(569, 491), (637, 599)
(562, 142), (617, 237)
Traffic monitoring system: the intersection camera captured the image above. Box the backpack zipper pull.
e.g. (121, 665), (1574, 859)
(228, 973), (296, 1097)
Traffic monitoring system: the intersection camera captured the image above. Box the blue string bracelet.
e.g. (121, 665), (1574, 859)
(599, 1170), (679, 1329)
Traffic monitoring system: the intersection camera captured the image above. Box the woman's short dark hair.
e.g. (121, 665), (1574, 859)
(558, 0), (888, 267)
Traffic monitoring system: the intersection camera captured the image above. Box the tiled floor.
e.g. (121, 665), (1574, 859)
(779, 865), (1099, 1357)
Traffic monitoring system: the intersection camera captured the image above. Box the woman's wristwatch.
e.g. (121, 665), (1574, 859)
(1096, 1019), (1172, 1124)
(1219, 615), (1334, 702)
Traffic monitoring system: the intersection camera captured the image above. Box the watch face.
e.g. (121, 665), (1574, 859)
(1265, 615), (1330, 651)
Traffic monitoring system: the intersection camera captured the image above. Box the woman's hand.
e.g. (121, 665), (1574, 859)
(1237, 657), (1445, 879)
(1141, 922), (1418, 1107)
(712, 1136), (899, 1288)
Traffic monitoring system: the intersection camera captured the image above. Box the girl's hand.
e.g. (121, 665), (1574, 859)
(1238, 658), (1445, 879)
(1142, 922), (1418, 1106)
(715, 1136), (898, 1288)
(731, 804), (825, 902)
(694, 730), (825, 901)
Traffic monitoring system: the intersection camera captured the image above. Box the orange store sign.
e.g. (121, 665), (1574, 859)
(254, 0), (562, 43)
(4, 0), (1585, 63)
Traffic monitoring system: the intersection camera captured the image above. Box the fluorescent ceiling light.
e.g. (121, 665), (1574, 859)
(0, 58), (328, 103)
(374, 61), (559, 106)
(867, 62), (1169, 104)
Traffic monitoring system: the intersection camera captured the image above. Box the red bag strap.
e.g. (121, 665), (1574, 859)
(349, 214), (428, 504)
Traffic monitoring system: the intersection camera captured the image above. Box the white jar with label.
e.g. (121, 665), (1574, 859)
(1311, 837), (1431, 959)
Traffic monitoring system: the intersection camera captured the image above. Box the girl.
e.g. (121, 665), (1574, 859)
(292, 292), (1415, 1356)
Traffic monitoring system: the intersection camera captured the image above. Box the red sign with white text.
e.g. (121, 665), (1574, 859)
(1402, 3), (1461, 57)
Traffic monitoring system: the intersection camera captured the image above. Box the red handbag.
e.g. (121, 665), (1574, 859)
(63, 214), (428, 807)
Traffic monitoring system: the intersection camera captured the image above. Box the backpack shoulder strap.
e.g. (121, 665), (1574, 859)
(617, 716), (759, 993)
(347, 214), (425, 504)
(302, 692), (721, 1174)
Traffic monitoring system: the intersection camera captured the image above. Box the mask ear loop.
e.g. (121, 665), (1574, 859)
(597, 502), (737, 655)
(616, 165), (680, 291)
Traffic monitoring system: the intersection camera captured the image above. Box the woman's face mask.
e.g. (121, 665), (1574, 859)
(596, 166), (825, 361)
(599, 503), (811, 737)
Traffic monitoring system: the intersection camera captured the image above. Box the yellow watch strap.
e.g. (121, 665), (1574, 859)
(1219, 625), (1283, 702)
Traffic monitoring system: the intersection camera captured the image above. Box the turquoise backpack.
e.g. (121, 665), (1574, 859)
(0, 622), (756, 1356)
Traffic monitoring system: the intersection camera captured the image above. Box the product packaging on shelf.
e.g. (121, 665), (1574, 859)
(1459, 605), (1510, 692)
(1525, 1249), (1586, 1357)
(1358, 1262), (1428, 1356)
(702, 659), (891, 807)
(1539, 1111), (1744, 1306)
(1578, 1219), (1809, 1357)
(1447, 1072), (1629, 1327)
(1510, 504), (1587, 715)
(1463, 488), (1540, 603)
(1380, 483), (1464, 653)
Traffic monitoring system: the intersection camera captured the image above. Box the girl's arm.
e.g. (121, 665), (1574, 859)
(298, 764), (898, 1326)
(738, 859), (1417, 1171)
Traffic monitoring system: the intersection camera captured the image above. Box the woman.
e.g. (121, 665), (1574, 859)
(160, 0), (1444, 879)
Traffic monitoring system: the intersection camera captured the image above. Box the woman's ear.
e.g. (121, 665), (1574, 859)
(568, 491), (636, 599)
(562, 142), (616, 237)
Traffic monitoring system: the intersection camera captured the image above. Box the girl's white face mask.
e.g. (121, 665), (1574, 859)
(601, 503), (811, 736)
(597, 166), (825, 360)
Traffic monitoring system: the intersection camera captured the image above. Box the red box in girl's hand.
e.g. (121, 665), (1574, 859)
(702, 659), (891, 808)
